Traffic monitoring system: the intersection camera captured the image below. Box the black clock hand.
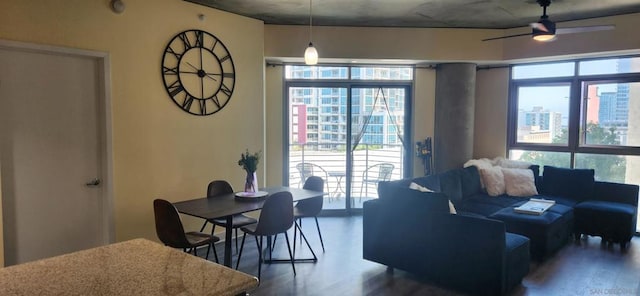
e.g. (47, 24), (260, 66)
(185, 62), (200, 71)
(184, 62), (218, 82)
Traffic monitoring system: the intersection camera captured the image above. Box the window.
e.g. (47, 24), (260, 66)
(508, 56), (640, 230)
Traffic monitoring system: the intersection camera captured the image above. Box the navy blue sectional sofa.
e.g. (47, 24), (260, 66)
(363, 165), (638, 295)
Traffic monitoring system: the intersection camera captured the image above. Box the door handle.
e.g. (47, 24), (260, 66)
(85, 178), (101, 187)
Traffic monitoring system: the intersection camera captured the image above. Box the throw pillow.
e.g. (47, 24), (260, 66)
(409, 182), (457, 214)
(479, 166), (505, 196)
(502, 168), (539, 197)
(494, 156), (532, 169)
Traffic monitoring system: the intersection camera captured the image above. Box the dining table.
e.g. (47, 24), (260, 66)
(172, 186), (325, 267)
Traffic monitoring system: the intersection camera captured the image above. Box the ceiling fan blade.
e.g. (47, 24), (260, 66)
(556, 25), (615, 35)
(482, 33), (532, 42)
(529, 22), (549, 32)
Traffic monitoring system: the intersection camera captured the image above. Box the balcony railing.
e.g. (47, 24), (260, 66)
(289, 143), (404, 206)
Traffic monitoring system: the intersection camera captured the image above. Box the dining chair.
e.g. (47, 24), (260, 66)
(359, 163), (395, 202)
(235, 191), (296, 280)
(293, 176), (325, 253)
(295, 162), (330, 192)
(199, 180), (257, 254)
(153, 199), (219, 262)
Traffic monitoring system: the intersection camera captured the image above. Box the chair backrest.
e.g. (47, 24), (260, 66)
(296, 162), (314, 181)
(296, 176), (324, 215)
(378, 163), (395, 181)
(253, 191), (294, 236)
(207, 180), (234, 197)
(153, 199), (190, 248)
(364, 163), (395, 181)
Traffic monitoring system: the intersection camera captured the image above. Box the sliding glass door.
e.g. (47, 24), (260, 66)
(285, 65), (412, 213)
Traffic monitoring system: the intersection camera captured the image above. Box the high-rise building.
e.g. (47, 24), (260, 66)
(518, 106), (562, 141)
(286, 66), (407, 150)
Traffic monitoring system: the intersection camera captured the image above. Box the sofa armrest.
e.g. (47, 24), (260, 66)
(593, 181), (639, 207)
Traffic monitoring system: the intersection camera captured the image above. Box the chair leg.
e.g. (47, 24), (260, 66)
(284, 232), (296, 276)
(293, 220), (297, 257)
(235, 228), (239, 253)
(314, 216), (325, 252)
(295, 222), (317, 261)
(256, 236), (263, 281)
(235, 233), (247, 270)
(200, 220), (208, 232)
(205, 242), (210, 260)
(211, 242), (219, 263)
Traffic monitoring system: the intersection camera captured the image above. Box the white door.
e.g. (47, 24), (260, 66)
(0, 46), (106, 265)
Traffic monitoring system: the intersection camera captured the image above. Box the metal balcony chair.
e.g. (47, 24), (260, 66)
(235, 191), (297, 280)
(295, 162), (330, 193)
(199, 180), (257, 255)
(359, 163), (395, 202)
(153, 199), (219, 262)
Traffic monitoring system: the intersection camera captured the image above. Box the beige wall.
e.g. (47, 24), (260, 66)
(0, 0), (265, 262)
(474, 67), (510, 159)
(265, 65), (285, 186)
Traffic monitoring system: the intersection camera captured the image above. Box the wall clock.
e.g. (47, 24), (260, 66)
(161, 29), (236, 116)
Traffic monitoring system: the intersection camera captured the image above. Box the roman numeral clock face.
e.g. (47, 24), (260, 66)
(161, 29), (235, 116)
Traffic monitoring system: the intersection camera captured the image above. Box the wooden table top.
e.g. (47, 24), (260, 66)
(173, 186), (324, 220)
(0, 238), (258, 295)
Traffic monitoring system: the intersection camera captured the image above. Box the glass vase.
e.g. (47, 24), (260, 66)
(244, 171), (258, 193)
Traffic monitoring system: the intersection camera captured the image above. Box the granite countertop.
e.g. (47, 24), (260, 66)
(0, 238), (258, 295)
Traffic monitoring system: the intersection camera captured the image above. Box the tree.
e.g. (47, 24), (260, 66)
(519, 123), (626, 183)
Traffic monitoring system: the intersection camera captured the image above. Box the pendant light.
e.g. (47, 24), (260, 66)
(304, 0), (318, 65)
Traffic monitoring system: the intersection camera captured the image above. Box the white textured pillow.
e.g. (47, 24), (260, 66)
(463, 158), (494, 170)
(502, 168), (539, 197)
(494, 157), (532, 169)
(479, 166), (505, 196)
(409, 182), (457, 214)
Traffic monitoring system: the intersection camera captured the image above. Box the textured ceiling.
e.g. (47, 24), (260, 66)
(185, 0), (640, 29)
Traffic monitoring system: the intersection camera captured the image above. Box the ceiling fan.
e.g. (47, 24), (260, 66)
(482, 0), (615, 42)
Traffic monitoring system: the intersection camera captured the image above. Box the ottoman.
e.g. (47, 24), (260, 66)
(574, 200), (637, 249)
(489, 203), (574, 260)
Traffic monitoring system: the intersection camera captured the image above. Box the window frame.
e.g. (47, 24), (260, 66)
(507, 55), (640, 167)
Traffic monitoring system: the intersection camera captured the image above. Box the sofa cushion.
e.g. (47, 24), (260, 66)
(542, 166), (595, 202)
(502, 168), (538, 197)
(574, 200), (637, 217)
(547, 196), (579, 207)
(410, 182), (457, 214)
(439, 169), (463, 204)
(460, 166), (482, 198)
(412, 174), (441, 192)
(460, 194), (524, 217)
(479, 166), (505, 196)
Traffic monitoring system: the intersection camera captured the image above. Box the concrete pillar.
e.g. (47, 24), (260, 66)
(434, 63), (476, 173)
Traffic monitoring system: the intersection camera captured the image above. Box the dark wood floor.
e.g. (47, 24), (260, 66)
(203, 216), (640, 296)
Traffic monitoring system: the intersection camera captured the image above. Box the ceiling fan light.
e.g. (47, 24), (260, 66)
(304, 43), (318, 65)
(533, 33), (556, 42)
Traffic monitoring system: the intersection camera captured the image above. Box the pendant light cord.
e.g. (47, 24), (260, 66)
(309, 0), (313, 44)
